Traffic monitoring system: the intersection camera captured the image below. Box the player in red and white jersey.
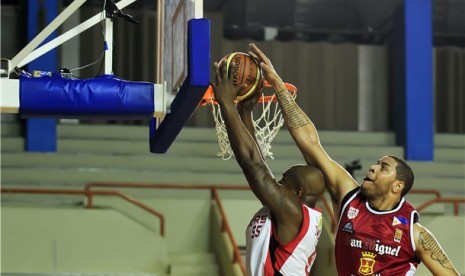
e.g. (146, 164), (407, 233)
(246, 202), (322, 275)
(248, 43), (460, 275)
(211, 54), (326, 276)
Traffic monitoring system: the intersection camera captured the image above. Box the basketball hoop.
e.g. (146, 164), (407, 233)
(200, 81), (297, 160)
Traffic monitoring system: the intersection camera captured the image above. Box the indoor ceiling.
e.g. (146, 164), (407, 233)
(215, 0), (465, 46)
(3, 0), (464, 46)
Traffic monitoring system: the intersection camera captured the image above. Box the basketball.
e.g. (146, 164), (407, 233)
(218, 52), (263, 101)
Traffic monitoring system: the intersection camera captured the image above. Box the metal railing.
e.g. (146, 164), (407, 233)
(1, 187), (165, 236)
(3, 183), (462, 276)
(416, 197), (465, 215)
(84, 181), (339, 275)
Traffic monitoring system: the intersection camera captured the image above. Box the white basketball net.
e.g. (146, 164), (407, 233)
(205, 91), (297, 160)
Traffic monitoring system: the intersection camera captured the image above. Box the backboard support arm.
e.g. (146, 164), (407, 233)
(9, 0), (138, 74)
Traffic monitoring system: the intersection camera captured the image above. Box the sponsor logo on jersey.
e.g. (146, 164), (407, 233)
(392, 216), (408, 226)
(347, 207), (359, 219)
(358, 251), (377, 275)
(394, 228), (403, 243)
(342, 222), (354, 233)
(348, 238), (402, 256)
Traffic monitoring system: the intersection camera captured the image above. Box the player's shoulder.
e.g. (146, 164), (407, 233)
(335, 175), (360, 202)
(340, 186), (361, 205)
(412, 222), (426, 236)
(302, 204), (323, 216)
(401, 198), (418, 210)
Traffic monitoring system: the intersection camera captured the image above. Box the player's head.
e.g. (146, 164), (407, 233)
(361, 155), (414, 200)
(278, 164), (326, 207)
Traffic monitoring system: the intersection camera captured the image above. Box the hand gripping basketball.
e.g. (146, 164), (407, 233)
(248, 43), (282, 86)
(211, 60), (248, 105)
(218, 52), (263, 102)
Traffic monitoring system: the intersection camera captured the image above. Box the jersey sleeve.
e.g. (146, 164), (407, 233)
(339, 187), (360, 215)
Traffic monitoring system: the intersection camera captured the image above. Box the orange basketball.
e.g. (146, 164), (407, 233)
(218, 52), (263, 101)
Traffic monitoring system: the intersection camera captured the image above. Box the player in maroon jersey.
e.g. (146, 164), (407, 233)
(249, 43), (460, 275)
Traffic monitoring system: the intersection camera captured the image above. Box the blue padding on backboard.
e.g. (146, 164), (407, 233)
(150, 18), (210, 153)
(189, 19), (211, 86)
(150, 84), (209, 153)
(20, 74), (155, 119)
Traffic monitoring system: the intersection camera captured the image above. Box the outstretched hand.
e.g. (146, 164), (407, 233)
(248, 43), (283, 85)
(211, 61), (246, 106)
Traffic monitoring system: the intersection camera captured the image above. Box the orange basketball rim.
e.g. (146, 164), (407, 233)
(200, 81), (298, 106)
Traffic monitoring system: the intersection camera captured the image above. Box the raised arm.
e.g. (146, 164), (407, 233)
(248, 43), (358, 209)
(237, 86), (262, 143)
(413, 223), (459, 275)
(211, 61), (303, 243)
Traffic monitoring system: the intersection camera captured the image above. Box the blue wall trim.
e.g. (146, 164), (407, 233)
(392, 0), (433, 161)
(26, 0), (58, 152)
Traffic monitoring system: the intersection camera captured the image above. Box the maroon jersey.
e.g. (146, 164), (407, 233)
(335, 188), (420, 276)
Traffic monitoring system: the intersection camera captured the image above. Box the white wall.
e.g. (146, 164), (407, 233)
(1, 206), (168, 273)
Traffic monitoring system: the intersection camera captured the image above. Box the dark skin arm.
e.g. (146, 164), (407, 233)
(237, 87), (261, 144)
(211, 62), (303, 244)
(413, 223), (460, 275)
(248, 43), (358, 215)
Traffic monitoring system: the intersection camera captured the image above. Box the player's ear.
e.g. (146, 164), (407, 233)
(296, 188), (303, 197)
(392, 180), (405, 194)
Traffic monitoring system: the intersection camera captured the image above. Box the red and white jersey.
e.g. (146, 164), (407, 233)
(335, 188), (420, 276)
(245, 204), (323, 276)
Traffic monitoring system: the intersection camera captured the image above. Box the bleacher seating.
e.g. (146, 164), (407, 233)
(1, 118), (464, 275)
